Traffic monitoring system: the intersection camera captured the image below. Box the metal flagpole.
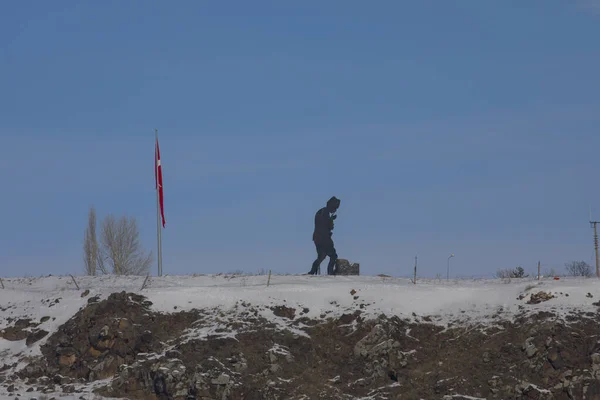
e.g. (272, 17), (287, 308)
(155, 129), (163, 276)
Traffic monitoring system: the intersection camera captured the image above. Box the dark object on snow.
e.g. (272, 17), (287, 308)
(309, 197), (341, 275)
(527, 291), (555, 304)
(336, 259), (360, 275)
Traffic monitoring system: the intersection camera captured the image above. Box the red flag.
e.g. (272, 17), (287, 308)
(155, 137), (166, 227)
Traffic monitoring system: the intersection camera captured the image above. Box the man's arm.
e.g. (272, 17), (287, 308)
(314, 208), (333, 237)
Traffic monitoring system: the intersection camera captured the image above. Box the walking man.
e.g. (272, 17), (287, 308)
(308, 196), (341, 275)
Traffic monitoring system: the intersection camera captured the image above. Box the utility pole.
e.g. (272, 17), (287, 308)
(537, 261), (541, 281)
(447, 254), (454, 281)
(413, 255), (417, 285)
(591, 220), (600, 278)
(155, 129), (164, 277)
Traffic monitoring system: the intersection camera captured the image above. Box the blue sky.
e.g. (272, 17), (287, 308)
(2, 1), (600, 278)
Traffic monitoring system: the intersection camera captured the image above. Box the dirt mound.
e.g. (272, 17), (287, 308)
(17, 291), (201, 383)
(6, 292), (600, 399)
(527, 291), (556, 304)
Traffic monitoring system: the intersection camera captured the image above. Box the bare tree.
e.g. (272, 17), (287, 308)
(495, 268), (512, 279)
(565, 261), (592, 277)
(99, 214), (152, 275)
(495, 266), (528, 279)
(83, 206), (99, 275)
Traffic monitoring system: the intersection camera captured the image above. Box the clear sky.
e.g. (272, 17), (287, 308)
(2, 1), (600, 278)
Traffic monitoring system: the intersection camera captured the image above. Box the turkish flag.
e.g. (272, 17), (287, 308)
(155, 137), (166, 228)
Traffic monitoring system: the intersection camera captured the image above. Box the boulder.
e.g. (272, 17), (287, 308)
(26, 330), (49, 346)
(354, 324), (408, 379)
(515, 381), (554, 399)
(522, 337), (538, 359)
(56, 347), (78, 367)
(89, 354), (124, 381)
(336, 259), (360, 275)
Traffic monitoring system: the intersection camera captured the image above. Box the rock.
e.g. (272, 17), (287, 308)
(52, 375), (73, 385)
(89, 355), (123, 381)
(271, 305), (296, 320)
(523, 337), (538, 358)
(40, 316), (50, 323)
(591, 353), (600, 377)
(350, 289), (357, 296)
(42, 384), (56, 393)
(62, 384), (75, 393)
(335, 259), (360, 275)
(483, 351), (491, 363)
(26, 330), (49, 346)
(0, 326), (29, 341)
(211, 373), (230, 385)
(14, 318), (35, 329)
(89, 325), (115, 351)
(354, 324), (388, 357)
(354, 324), (407, 379)
(488, 375), (502, 391)
(87, 295), (100, 304)
(230, 353), (248, 372)
(118, 318), (132, 330)
(87, 346), (103, 358)
(269, 363), (281, 374)
(99, 325), (110, 338)
(165, 349), (182, 359)
(559, 369), (572, 382)
(56, 347), (77, 367)
(516, 381), (553, 399)
(80, 290), (90, 298)
(586, 380), (600, 399)
(547, 348), (565, 370)
(339, 312), (359, 324)
(109, 357), (192, 398)
(527, 292), (555, 304)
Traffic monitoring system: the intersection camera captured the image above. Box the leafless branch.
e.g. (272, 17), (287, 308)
(99, 214), (153, 276)
(565, 261), (592, 277)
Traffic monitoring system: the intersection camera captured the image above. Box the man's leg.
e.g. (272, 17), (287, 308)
(327, 246), (338, 275)
(309, 244), (327, 275)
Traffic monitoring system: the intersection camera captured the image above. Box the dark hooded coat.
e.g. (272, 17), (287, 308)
(312, 196), (340, 245)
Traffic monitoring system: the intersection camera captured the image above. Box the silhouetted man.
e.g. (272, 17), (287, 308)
(308, 196), (341, 275)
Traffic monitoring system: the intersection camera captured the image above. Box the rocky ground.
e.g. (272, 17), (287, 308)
(2, 287), (600, 399)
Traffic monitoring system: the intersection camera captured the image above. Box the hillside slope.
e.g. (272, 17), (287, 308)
(1, 274), (600, 399)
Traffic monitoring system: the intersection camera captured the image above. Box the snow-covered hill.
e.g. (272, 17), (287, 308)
(1, 274), (599, 399)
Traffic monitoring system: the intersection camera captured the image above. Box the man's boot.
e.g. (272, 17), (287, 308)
(327, 258), (337, 275)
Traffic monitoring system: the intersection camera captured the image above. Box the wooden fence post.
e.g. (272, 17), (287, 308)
(69, 274), (80, 290)
(413, 255), (417, 285)
(140, 274), (150, 290)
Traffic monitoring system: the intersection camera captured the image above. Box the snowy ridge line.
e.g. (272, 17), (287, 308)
(0, 275), (600, 374)
(1, 274), (599, 399)
(1, 274), (599, 328)
(1, 274), (599, 375)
